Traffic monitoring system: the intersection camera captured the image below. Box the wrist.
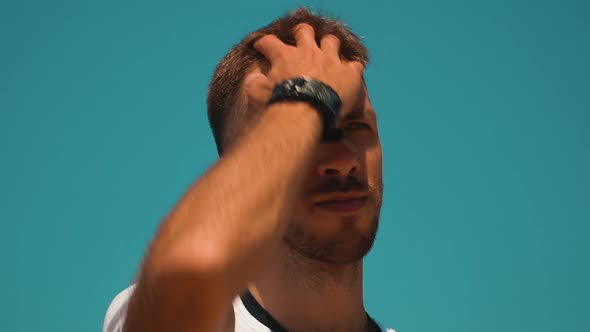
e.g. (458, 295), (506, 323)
(267, 77), (343, 141)
(266, 101), (323, 137)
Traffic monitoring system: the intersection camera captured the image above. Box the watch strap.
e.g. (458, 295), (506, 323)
(267, 77), (343, 141)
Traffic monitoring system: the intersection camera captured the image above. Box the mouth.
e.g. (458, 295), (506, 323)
(313, 196), (368, 213)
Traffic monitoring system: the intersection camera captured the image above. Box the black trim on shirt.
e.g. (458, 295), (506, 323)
(240, 290), (288, 332)
(240, 290), (382, 332)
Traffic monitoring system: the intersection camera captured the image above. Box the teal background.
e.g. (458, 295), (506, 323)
(1, 0), (588, 331)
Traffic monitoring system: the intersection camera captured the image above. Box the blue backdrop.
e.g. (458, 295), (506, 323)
(2, 0), (588, 331)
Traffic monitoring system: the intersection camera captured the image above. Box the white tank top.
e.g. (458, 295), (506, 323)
(103, 285), (395, 332)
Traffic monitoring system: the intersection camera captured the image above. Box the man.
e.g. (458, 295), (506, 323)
(103, 8), (394, 332)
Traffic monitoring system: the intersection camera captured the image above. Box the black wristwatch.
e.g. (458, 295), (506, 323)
(267, 77), (343, 141)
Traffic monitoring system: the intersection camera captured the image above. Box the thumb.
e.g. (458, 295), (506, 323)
(244, 73), (273, 111)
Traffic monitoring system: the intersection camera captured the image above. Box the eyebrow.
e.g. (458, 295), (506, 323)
(343, 108), (377, 122)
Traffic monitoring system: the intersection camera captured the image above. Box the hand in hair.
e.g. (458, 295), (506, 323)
(243, 72), (274, 113)
(252, 23), (365, 118)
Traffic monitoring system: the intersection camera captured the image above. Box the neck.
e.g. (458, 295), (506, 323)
(249, 246), (368, 332)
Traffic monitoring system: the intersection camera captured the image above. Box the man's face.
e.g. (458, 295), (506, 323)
(284, 92), (383, 264)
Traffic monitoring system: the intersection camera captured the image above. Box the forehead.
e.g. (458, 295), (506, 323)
(242, 65), (376, 121)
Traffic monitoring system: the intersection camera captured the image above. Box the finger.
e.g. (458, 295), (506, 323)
(320, 34), (341, 58)
(244, 73), (273, 111)
(294, 23), (318, 48)
(349, 61), (365, 75)
(254, 34), (287, 61)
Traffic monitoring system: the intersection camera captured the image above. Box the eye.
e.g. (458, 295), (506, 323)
(345, 122), (372, 131)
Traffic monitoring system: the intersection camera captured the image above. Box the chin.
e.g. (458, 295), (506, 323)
(283, 211), (380, 264)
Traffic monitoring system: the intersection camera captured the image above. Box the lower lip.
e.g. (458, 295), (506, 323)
(314, 197), (368, 213)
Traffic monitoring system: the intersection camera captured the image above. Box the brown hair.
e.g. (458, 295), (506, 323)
(206, 7), (369, 155)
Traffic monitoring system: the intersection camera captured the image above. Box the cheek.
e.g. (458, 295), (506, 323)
(365, 141), (383, 181)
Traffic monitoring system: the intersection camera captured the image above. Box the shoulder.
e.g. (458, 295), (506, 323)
(372, 317), (396, 332)
(102, 284), (136, 332)
(102, 284), (237, 332)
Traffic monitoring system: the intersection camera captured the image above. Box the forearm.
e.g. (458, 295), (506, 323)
(123, 102), (322, 331)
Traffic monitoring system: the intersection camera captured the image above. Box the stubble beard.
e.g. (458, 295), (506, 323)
(282, 200), (382, 265)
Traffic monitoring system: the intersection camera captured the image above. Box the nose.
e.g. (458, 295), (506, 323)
(317, 140), (361, 177)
